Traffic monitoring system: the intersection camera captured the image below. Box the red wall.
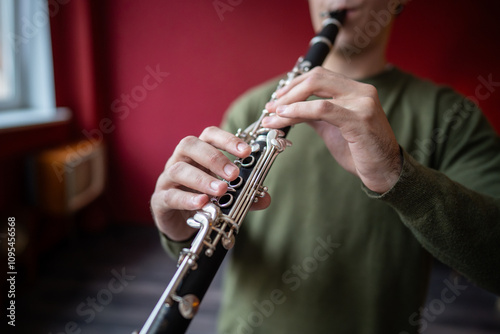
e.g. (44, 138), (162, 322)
(84, 0), (500, 224)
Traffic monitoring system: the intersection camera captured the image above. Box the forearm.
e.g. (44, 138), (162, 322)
(364, 149), (500, 294)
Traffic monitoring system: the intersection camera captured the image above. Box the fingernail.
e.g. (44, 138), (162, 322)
(224, 164), (238, 177)
(237, 142), (248, 152)
(211, 180), (223, 191)
(192, 194), (204, 206)
(262, 116), (273, 126)
(276, 105), (288, 114)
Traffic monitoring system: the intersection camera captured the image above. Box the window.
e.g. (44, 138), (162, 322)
(0, 0), (69, 130)
(0, 0), (18, 109)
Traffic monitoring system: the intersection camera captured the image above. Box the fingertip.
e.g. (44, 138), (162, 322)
(191, 194), (209, 208)
(223, 164), (239, 181)
(276, 85), (288, 97)
(237, 142), (251, 155)
(265, 101), (275, 111)
(261, 116), (270, 127)
(262, 115), (280, 128)
(276, 105), (289, 115)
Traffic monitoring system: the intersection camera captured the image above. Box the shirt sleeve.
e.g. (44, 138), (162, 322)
(363, 100), (500, 294)
(159, 231), (194, 260)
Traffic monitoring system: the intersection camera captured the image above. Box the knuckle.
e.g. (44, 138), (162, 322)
(207, 149), (225, 165)
(162, 188), (180, 208)
(150, 191), (162, 208)
(316, 100), (332, 116)
(358, 112), (374, 124)
(360, 83), (378, 98)
(192, 171), (207, 187)
(311, 71), (321, 80)
(161, 188), (173, 204)
(177, 135), (198, 153)
(200, 126), (218, 139)
(150, 188), (172, 211)
(309, 66), (323, 75)
(165, 161), (185, 180)
(357, 106), (377, 124)
(303, 75), (316, 89)
(304, 70), (326, 91)
(363, 95), (379, 110)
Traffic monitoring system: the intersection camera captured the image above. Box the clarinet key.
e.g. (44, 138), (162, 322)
(178, 294), (200, 319)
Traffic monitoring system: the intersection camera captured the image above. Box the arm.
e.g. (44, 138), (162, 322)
(367, 95), (500, 293)
(364, 147), (500, 294)
(264, 67), (500, 293)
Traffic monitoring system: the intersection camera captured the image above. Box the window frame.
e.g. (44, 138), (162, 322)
(0, 0), (20, 110)
(0, 0), (69, 130)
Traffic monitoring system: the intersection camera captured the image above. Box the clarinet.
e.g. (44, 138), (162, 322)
(138, 10), (346, 334)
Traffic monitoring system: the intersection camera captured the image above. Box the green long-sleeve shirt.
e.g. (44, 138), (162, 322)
(162, 67), (500, 333)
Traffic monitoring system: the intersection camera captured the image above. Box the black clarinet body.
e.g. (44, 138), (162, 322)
(138, 10), (346, 334)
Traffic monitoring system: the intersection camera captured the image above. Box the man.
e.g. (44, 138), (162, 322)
(151, 0), (500, 333)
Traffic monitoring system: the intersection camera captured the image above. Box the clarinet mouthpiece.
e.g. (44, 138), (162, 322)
(320, 9), (347, 23)
(329, 10), (347, 23)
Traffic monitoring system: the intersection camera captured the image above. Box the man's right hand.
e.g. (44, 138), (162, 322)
(151, 126), (269, 241)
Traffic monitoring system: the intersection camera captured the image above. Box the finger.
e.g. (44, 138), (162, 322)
(199, 126), (251, 158)
(277, 67), (341, 97)
(266, 68), (355, 111)
(154, 188), (210, 212)
(172, 135), (242, 181)
(161, 161), (229, 197)
(262, 99), (353, 130)
(151, 189), (204, 241)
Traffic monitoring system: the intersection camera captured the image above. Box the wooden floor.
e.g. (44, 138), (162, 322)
(15, 225), (500, 334)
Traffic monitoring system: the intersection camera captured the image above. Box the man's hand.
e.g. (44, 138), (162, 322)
(263, 67), (402, 193)
(151, 126), (270, 241)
